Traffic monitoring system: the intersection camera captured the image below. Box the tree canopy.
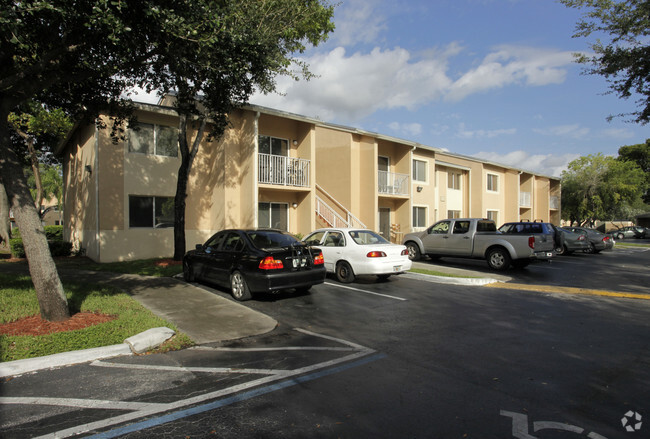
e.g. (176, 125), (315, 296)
(561, 0), (650, 124)
(561, 153), (647, 226)
(617, 139), (650, 203)
(1, 0), (334, 320)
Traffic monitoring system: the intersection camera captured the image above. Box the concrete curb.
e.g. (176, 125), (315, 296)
(0, 327), (175, 378)
(403, 271), (501, 286)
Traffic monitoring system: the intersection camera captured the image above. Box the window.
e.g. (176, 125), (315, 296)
(453, 221), (470, 234)
(448, 171), (461, 190)
(128, 123), (178, 157)
(487, 174), (499, 192)
(258, 202), (288, 231)
(429, 221), (451, 234)
(129, 196), (174, 228)
(259, 135), (288, 156)
(413, 159), (427, 183)
(447, 210), (461, 219)
(413, 206), (427, 228)
(487, 210), (499, 223)
(222, 232), (245, 252)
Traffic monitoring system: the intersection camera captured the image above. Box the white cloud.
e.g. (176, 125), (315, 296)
(472, 150), (580, 177)
(456, 123), (516, 139)
(533, 124), (590, 139)
(389, 121), (423, 137)
(251, 43), (576, 124)
(447, 45), (574, 101)
(331, 0), (388, 46)
(601, 127), (636, 140)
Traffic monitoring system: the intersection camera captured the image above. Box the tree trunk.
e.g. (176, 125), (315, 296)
(27, 137), (44, 214)
(0, 114), (70, 322)
(173, 114), (206, 261)
(0, 180), (11, 247)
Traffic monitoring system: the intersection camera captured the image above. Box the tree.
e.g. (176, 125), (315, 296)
(1, 1), (190, 321)
(617, 139), (650, 203)
(141, 0), (335, 260)
(561, 153), (646, 226)
(560, 0), (650, 124)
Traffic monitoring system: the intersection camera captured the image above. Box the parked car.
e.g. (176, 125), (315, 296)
(303, 228), (412, 283)
(556, 227), (590, 255)
(562, 226), (614, 253)
(403, 218), (555, 271)
(608, 226), (644, 240)
(183, 229), (326, 301)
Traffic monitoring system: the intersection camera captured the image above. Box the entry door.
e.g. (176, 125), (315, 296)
(378, 156), (389, 193)
(378, 208), (390, 240)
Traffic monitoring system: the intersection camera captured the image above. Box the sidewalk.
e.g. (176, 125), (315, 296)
(0, 260), (499, 377)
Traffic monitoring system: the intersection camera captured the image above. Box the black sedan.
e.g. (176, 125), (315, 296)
(183, 229), (326, 301)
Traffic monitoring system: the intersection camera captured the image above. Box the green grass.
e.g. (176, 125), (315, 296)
(615, 242), (650, 248)
(0, 273), (193, 362)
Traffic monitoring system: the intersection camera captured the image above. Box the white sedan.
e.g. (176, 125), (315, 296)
(303, 228), (412, 283)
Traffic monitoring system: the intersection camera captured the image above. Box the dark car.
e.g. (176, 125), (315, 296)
(562, 226), (613, 253)
(183, 229), (326, 301)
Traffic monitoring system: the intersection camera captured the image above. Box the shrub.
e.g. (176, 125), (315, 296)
(9, 238), (72, 258)
(44, 225), (63, 240)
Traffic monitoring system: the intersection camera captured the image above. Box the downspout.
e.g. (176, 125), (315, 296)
(409, 144), (417, 232)
(94, 122), (100, 261)
(253, 112), (260, 227)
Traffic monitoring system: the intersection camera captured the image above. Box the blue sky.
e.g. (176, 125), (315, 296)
(132, 0), (648, 177)
(247, 0), (648, 177)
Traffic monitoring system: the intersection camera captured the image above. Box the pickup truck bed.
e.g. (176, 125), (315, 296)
(402, 218), (555, 271)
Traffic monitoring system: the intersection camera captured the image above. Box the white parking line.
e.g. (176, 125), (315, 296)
(324, 282), (407, 301)
(3, 329), (379, 439)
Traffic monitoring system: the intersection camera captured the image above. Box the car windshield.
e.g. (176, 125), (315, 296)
(247, 231), (298, 249)
(348, 230), (389, 245)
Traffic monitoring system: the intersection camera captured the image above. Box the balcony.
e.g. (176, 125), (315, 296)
(258, 153), (310, 188)
(378, 171), (409, 196)
(520, 191), (531, 207)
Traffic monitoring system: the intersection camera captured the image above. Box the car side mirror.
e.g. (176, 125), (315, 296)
(196, 244), (203, 250)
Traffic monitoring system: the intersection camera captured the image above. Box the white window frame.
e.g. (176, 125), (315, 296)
(486, 210), (499, 223)
(128, 122), (179, 157)
(487, 173), (499, 193)
(412, 159), (428, 184)
(413, 205), (428, 229)
(448, 171), (461, 190)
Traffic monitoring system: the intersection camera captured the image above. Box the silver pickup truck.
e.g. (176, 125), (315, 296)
(402, 218), (555, 270)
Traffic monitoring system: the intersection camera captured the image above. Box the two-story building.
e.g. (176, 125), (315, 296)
(58, 101), (561, 262)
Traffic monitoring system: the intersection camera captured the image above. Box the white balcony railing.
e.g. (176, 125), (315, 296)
(378, 171), (409, 196)
(520, 191), (531, 207)
(258, 153), (310, 187)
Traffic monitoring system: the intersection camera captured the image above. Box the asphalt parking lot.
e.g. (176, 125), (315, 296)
(1, 243), (649, 438)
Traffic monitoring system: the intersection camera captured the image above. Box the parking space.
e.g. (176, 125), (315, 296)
(0, 328), (382, 439)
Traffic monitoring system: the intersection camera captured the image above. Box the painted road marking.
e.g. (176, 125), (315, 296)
(485, 282), (650, 300)
(324, 281), (407, 301)
(501, 410), (608, 439)
(2, 328), (381, 439)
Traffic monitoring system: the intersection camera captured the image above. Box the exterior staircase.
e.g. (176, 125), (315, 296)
(315, 185), (366, 229)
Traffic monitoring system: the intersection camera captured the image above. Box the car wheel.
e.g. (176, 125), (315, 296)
(183, 259), (195, 282)
(336, 261), (355, 283)
(405, 242), (421, 261)
(487, 247), (511, 271)
(584, 242), (596, 254)
(230, 271), (252, 301)
(377, 274), (391, 281)
(555, 245), (566, 256)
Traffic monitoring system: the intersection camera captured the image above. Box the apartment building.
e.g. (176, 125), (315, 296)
(58, 102), (561, 262)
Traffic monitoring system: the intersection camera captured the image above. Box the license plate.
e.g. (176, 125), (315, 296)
(393, 265), (402, 272)
(293, 257), (307, 268)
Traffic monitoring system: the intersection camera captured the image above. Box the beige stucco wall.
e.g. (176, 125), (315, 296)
(62, 123), (98, 258)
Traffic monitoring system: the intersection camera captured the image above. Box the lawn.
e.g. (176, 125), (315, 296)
(0, 258), (192, 362)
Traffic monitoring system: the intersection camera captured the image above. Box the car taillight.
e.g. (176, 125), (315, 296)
(401, 249), (409, 256)
(367, 251), (387, 258)
(603, 236), (611, 242)
(259, 256), (283, 270)
(313, 253), (324, 265)
(528, 236), (535, 249)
